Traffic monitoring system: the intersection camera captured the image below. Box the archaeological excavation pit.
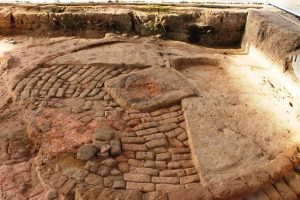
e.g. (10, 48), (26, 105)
(0, 3), (300, 200)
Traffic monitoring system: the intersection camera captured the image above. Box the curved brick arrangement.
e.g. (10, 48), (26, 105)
(13, 64), (142, 100)
(1, 8), (300, 198)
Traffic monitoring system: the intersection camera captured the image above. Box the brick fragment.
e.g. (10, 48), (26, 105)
(126, 182), (155, 192)
(152, 176), (179, 184)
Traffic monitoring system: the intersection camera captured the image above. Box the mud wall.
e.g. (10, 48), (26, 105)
(243, 10), (300, 74)
(0, 5), (248, 47)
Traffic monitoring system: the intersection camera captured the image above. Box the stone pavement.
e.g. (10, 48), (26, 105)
(0, 35), (299, 199)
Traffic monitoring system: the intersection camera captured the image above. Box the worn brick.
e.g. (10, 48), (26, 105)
(168, 186), (213, 200)
(129, 113), (150, 119)
(144, 133), (166, 141)
(144, 160), (156, 168)
(121, 137), (145, 144)
(160, 117), (180, 125)
(128, 159), (144, 167)
(123, 151), (136, 159)
(177, 133), (188, 142)
(180, 175), (200, 184)
(147, 191), (168, 200)
(156, 161), (167, 170)
(168, 138), (184, 148)
(112, 181), (126, 189)
(157, 123), (178, 132)
(84, 173), (103, 185)
(179, 160), (194, 168)
(126, 182), (155, 192)
(183, 140), (189, 147)
(101, 158), (117, 167)
(135, 128), (158, 136)
(141, 116), (162, 123)
(172, 154), (191, 161)
(133, 121), (160, 131)
(84, 161), (100, 173)
(169, 105), (181, 112)
(153, 147), (168, 154)
(104, 176), (123, 187)
(169, 148), (191, 155)
(168, 162), (181, 169)
(152, 176), (179, 184)
(136, 152), (155, 160)
(124, 189), (143, 200)
(184, 168), (198, 176)
(160, 112), (180, 120)
(124, 173), (151, 183)
(160, 169), (186, 177)
(156, 184), (184, 191)
(128, 119), (142, 127)
(150, 109), (170, 117)
(156, 152), (171, 161)
(122, 144), (147, 151)
(165, 128), (184, 138)
(118, 162), (129, 173)
(115, 155), (128, 162)
(97, 166), (110, 177)
(130, 167), (159, 176)
(110, 169), (121, 176)
(146, 139), (168, 149)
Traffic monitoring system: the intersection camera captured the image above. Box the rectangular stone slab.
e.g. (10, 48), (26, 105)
(104, 67), (197, 112)
(182, 96), (270, 185)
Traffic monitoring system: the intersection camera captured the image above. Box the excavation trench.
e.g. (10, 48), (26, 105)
(0, 4), (300, 200)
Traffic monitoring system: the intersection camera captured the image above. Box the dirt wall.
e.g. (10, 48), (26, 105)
(243, 10), (300, 75)
(0, 5), (248, 47)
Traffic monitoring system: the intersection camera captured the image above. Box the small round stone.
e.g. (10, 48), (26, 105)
(101, 158), (117, 167)
(76, 144), (97, 161)
(118, 162), (129, 173)
(110, 169), (121, 175)
(98, 166), (110, 176)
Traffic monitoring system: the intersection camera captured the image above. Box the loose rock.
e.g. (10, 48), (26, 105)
(77, 144), (97, 161)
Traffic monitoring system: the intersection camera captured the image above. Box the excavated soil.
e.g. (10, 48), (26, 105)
(0, 32), (300, 200)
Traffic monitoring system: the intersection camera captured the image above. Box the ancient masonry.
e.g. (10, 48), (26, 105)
(1, 37), (300, 199)
(3, 60), (201, 199)
(14, 64), (141, 100)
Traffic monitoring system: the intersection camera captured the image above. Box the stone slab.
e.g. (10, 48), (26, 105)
(105, 67), (197, 112)
(182, 96), (274, 186)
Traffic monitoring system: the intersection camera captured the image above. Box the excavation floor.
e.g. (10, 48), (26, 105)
(0, 35), (299, 200)
(179, 52), (300, 186)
